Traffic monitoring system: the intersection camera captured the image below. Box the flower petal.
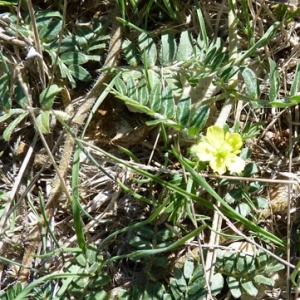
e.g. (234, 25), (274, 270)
(226, 155), (246, 174)
(206, 126), (224, 148)
(209, 156), (227, 175)
(191, 142), (215, 161)
(225, 132), (243, 154)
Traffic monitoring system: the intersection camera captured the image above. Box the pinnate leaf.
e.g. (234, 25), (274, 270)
(161, 86), (174, 118)
(227, 276), (241, 299)
(269, 58), (280, 102)
(254, 274), (275, 286)
(160, 31), (177, 66)
(3, 112), (28, 141)
(138, 33), (157, 68)
(242, 67), (259, 100)
(176, 95), (191, 126)
(39, 84), (62, 110)
(240, 278), (258, 297)
(183, 257), (194, 279)
(36, 111), (50, 134)
(149, 82), (161, 112)
(138, 79), (149, 105)
(68, 65), (91, 81)
(211, 273), (224, 296)
(122, 39), (140, 67)
(176, 30), (194, 61)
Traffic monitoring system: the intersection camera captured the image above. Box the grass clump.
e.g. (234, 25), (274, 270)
(1, 0), (300, 299)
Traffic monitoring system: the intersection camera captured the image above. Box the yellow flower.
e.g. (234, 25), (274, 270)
(191, 125), (245, 175)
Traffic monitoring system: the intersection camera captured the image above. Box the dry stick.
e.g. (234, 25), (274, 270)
(292, 107), (300, 295)
(4, 132), (66, 223)
(204, 0), (239, 296)
(0, 133), (38, 236)
(0, 32), (29, 48)
(17, 3), (122, 283)
(287, 110), (294, 300)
